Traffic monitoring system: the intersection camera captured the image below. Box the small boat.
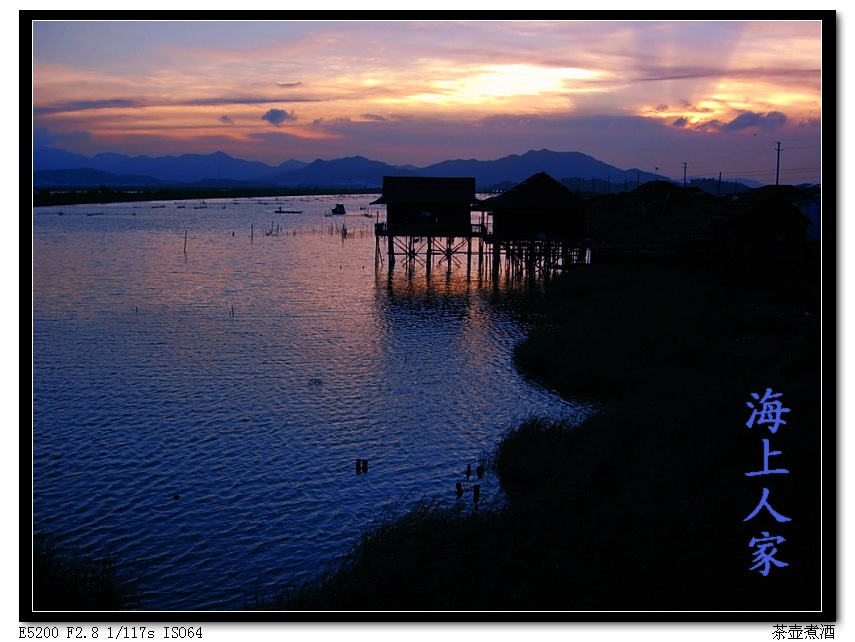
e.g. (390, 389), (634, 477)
(275, 208), (302, 214)
(328, 203), (346, 216)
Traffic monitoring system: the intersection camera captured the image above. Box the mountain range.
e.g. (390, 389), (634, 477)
(32, 147), (763, 191)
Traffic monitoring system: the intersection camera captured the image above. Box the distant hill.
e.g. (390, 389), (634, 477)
(33, 147), (293, 184)
(32, 146), (765, 193)
(270, 156), (416, 187)
(33, 168), (174, 187)
(419, 148), (656, 189)
(32, 147), (96, 171)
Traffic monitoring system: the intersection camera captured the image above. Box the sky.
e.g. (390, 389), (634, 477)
(18, 13), (844, 638)
(31, 19), (824, 184)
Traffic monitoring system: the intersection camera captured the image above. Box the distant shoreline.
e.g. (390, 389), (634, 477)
(32, 187), (380, 208)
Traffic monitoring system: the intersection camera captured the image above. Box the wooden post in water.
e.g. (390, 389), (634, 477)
(184, 230), (187, 254)
(426, 237), (433, 277)
(492, 240), (501, 281)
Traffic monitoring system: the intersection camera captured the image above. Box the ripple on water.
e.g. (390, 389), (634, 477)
(32, 197), (592, 610)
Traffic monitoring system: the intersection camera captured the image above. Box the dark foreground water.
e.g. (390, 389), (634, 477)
(32, 194), (591, 611)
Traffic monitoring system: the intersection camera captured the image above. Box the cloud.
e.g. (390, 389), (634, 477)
(33, 98), (141, 117)
(361, 114), (390, 122)
(220, 115), (234, 124)
(677, 110), (789, 134)
(33, 127), (92, 147)
(261, 108), (297, 127)
(721, 111), (787, 132)
(276, 81), (303, 88)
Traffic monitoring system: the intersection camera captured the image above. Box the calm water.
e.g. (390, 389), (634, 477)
(32, 194), (591, 611)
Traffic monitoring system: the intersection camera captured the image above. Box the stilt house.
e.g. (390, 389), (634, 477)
(709, 188), (812, 265)
(371, 176), (477, 237)
(480, 172), (587, 240)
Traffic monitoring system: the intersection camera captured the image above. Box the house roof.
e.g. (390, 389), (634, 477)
(479, 172), (584, 211)
(371, 176), (477, 205)
(710, 193), (812, 229)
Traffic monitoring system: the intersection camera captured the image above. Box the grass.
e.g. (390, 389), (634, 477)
(32, 531), (144, 611)
(264, 256), (823, 613)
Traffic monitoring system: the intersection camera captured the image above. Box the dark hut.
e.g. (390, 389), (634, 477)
(371, 176), (477, 236)
(480, 172), (587, 240)
(709, 188), (811, 265)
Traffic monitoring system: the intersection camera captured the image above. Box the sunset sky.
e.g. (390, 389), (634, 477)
(32, 19), (824, 184)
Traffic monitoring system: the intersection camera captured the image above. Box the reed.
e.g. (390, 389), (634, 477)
(32, 531), (144, 611)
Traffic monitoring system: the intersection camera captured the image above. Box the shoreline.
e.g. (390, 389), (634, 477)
(32, 187), (380, 209)
(267, 256), (824, 614)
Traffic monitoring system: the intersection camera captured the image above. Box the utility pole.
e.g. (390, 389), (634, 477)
(717, 171), (722, 197)
(775, 141), (782, 186)
(682, 162), (687, 187)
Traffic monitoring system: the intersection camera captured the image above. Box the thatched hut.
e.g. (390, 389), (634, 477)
(479, 172), (587, 240)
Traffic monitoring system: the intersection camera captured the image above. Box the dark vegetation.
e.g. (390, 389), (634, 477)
(259, 256), (823, 613)
(31, 531), (143, 611)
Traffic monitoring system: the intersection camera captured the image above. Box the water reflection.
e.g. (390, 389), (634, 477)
(32, 196), (588, 610)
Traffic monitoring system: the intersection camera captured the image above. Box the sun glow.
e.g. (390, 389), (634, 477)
(398, 64), (602, 108)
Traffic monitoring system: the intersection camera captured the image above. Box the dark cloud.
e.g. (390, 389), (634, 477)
(798, 118), (821, 128)
(186, 96), (318, 106)
(220, 115), (234, 124)
(638, 66), (818, 84)
(721, 111), (787, 132)
(36, 96), (319, 119)
(361, 114), (390, 122)
(33, 127), (92, 146)
(33, 98), (140, 116)
(681, 101), (714, 114)
(276, 82), (303, 88)
(672, 117), (689, 128)
(261, 109), (297, 127)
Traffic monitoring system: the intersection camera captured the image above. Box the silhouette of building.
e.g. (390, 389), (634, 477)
(371, 176), (478, 237)
(709, 187), (812, 265)
(479, 172), (586, 241)
(479, 172), (589, 273)
(371, 176), (483, 269)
